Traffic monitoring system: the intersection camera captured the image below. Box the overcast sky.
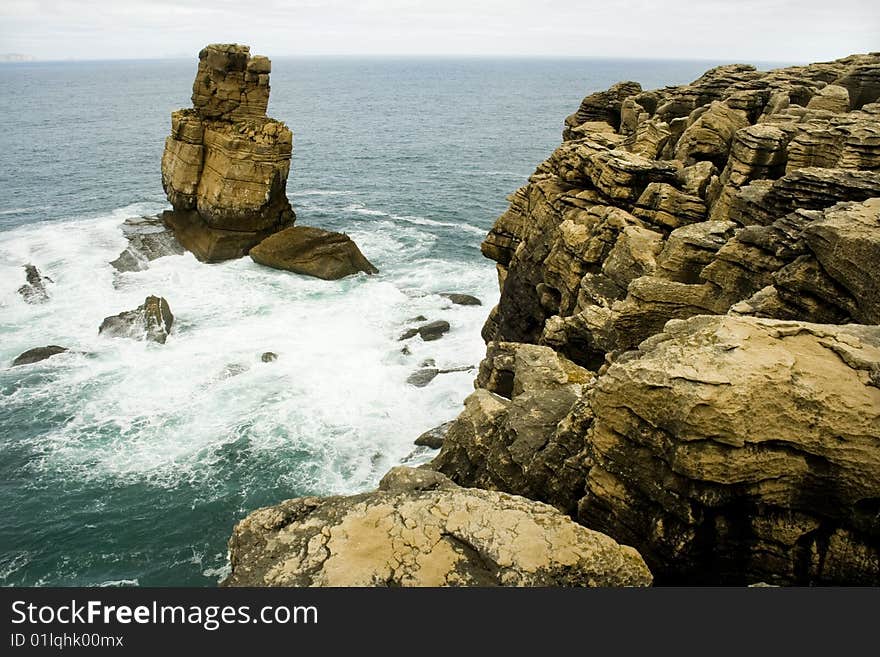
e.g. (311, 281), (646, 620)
(1, 0), (878, 62)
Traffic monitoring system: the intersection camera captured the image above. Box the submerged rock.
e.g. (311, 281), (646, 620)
(223, 467), (652, 587)
(12, 345), (68, 367)
(161, 44), (295, 262)
(110, 215), (184, 272)
(406, 368), (439, 387)
(17, 264), (52, 303)
(249, 226), (378, 280)
(406, 365), (474, 388)
(99, 295), (174, 344)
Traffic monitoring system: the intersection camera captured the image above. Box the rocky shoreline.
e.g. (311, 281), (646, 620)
(225, 52), (880, 586)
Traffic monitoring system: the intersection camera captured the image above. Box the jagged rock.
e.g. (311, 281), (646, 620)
(17, 264), (52, 303)
(709, 124), (789, 222)
(727, 168), (880, 226)
(223, 466), (653, 587)
(806, 84), (851, 113)
(161, 44), (295, 262)
(656, 221), (737, 283)
(674, 102), (750, 168)
(564, 81), (643, 137)
(249, 226), (378, 280)
(803, 197), (880, 323)
(414, 421), (455, 449)
(261, 352), (277, 362)
(110, 215), (184, 272)
(98, 295), (174, 344)
(12, 346), (68, 367)
(580, 315), (880, 585)
(440, 293), (482, 306)
(433, 343), (593, 510)
(462, 55), (880, 586)
(632, 183), (707, 229)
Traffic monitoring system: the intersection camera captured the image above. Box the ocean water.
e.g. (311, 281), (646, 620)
(0, 56), (778, 586)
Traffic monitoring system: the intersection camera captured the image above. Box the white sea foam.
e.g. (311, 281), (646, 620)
(290, 189), (356, 197)
(343, 202), (487, 236)
(0, 204), (497, 497)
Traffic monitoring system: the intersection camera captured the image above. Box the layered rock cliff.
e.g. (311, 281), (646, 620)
(161, 44), (294, 262)
(435, 53), (880, 585)
(225, 53), (880, 587)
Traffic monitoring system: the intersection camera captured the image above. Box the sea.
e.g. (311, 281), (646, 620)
(0, 56), (786, 586)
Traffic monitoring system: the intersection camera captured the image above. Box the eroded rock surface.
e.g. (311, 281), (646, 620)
(223, 467), (651, 587)
(434, 53), (880, 585)
(581, 315), (880, 585)
(161, 44), (294, 262)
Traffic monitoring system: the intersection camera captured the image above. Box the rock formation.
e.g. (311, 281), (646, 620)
(99, 295), (174, 344)
(110, 216), (185, 272)
(161, 44), (294, 262)
(249, 226), (378, 279)
(435, 53), (880, 585)
(18, 264), (52, 303)
(223, 466), (651, 587)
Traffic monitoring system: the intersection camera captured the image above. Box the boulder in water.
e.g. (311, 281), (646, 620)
(12, 345), (68, 367)
(440, 293), (482, 306)
(261, 351), (278, 362)
(99, 295), (174, 344)
(418, 320), (450, 341)
(250, 226), (378, 280)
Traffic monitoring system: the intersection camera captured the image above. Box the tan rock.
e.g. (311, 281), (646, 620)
(581, 315), (880, 585)
(806, 84), (851, 113)
(223, 467), (651, 587)
(249, 226), (378, 280)
(161, 44), (295, 262)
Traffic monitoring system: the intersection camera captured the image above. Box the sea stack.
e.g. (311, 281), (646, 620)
(160, 44), (294, 262)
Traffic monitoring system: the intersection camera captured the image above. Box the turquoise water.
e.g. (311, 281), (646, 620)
(0, 57), (774, 586)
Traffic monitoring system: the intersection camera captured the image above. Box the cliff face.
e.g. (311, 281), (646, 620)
(435, 53), (880, 585)
(161, 44), (294, 262)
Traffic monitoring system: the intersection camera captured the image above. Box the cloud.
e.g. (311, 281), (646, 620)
(0, 0), (877, 61)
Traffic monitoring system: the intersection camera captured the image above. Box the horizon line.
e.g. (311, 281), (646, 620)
(0, 52), (816, 65)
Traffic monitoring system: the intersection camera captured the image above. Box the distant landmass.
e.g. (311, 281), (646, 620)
(0, 53), (36, 62)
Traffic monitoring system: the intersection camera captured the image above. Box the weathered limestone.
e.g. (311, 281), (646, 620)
(161, 44), (294, 262)
(434, 53), (880, 585)
(580, 315), (880, 585)
(223, 466), (652, 587)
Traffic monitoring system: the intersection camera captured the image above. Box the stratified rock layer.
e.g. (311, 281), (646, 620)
(161, 44), (294, 262)
(223, 467), (651, 587)
(582, 315), (880, 585)
(436, 53), (880, 585)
